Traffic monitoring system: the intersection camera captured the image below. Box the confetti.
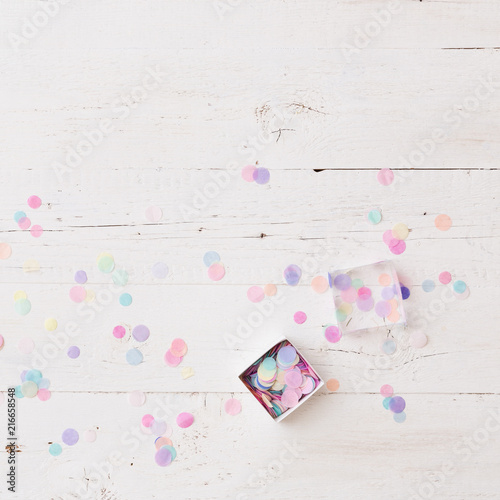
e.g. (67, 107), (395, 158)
(380, 384), (393, 397)
(142, 414), (154, 427)
(83, 430), (97, 443)
(400, 284), (410, 300)
(119, 293), (133, 306)
(30, 225), (43, 238)
(203, 251), (220, 267)
(152, 262), (168, 279)
(367, 209), (382, 225)
(283, 264), (302, 286)
(208, 262), (225, 281)
(27, 195), (42, 209)
(241, 165), (256, 182)
(324, 325), (341, 343)
(453, 280), (467, 294)
(326, 379), (340, 392)
(145, 206), (163, 222)
(181, 366), (195, 379)
(409, 331), (428, 348)
(113, 325), (126, 339)
(311, 275), (328, 294)
(62, 428), (79, 446)
(422, 280), (435, 293)
(0, 243), (12, 260)
(14, 296), (31, 315)
(126, 348), (143, 366)
(112, 269), (129, 286)
(224, 398), (242, 416)
(435, 214), (452, 231)
(23, 259), (40, 273)
(69, 286), (86, 303)
(21, 380), (38, 398)
(392, 223), (409, 241)
(389, 396), (406, 414)
(49, 443), (62, 456)
(438, 271), (452, 284)
(18, 217), (31, 230)
(128, 390), (146, 407)
(37, 389), (51, 401)
(253, 167), (270, 185)
(67, 346), (80, 359)
(155, 447), (173, 467)
(96, 252), (115, 273)
(0, 335), (4, 351)
(377, 168), (394, 186)
(44, 318), (58, 332)
(132, 325), (150, 342)
(293, 311), (307, 324)
(247, 286), (265, 303)
(263, 284), (277, 296)
(14, 211), (26, 222)
(394, 412), (406, 423)
(176, 412), (194, 428)
(170, 338), (187, 357)
(381, 339), (396, 354)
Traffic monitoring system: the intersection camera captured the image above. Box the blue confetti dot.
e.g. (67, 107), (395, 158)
(14, 211), (26, 223)
(126, 348), (143, 366)
(421, 279), (435, 293)
(49, 443), (62, 456)
(382, 397), (392, 410)
(453, 280), (467, 294)
(367, 209), (382, 225)
(119, 293), (132, 306)
(203, 251), (220, 267)
(382, 339), (396, 355)
(14, 385), (24, 399)
(393, 411), (406, 423)
(25, 369), (43, 384)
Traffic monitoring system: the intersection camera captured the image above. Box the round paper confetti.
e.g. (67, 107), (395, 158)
(83, 430), (97, 442)
(132, 325), (150, 342)
(96, 252), (115, 273)
(30, 225), (43, 238)
(247, 286), (264, 303)
(264, 283), (277, 296)
(326, 379), (340, 392)
(27, 195), (42, 209)
(281, 389), (299, 408)
(0, 243), (12, 260)
(85, 289), (95, 303)
(176, 412), (194, 428)
(394, 411), (406, 423)
(208, 262), (225, 281)
(128, 390), (146, 407)
(49, 443), (62, 456)
(283, 264), (301, 286)
(400, 284), (410, 300)
(224, 398), (242, 416)
(435, 214), (452, 231)
(0, 335), (4, 351)
(375, 301), (391, 318)
(67, 346), (80, 359)
(392, 223), (409, 240)
(311, 276), (328, 294)
(152, 262), (168, 279)
(380, 384), (393, 397)
(389, 239), (406, 255)
(155, 437), (172, 450)
(171, 338), (187, 357)
(293, 311), (307, 324)
(409, 331), (428, 348)
(44, 318), (58, 332)
(72, 270), (87, 285)
(241, 165), (256, 182)
(62, 428), (79, 446)
(21, 380), (38, 398)
(37, 389), (51, 401)
(453, 280), (467, 294)
(455, 287), (470, 300)
(113, 325), (126, 339)
(324, 325), (341, 343)
(422, 279), (435, 293)
(253, 167), (270, 185)
(377, 168), (394, 186)
(164, 350), (182, 367)
(38, 378), (50, 390)
(155, 447), (172, 467)
(26, 370), (42, 384)
(126, 348), (143, 366)
(381, 339), (396, 355)
(18, 217), (31, 230)
(145, 206), (163, 222)
(142, 414), (154, 427)
(333, 274), (351, 291)
(203, 251), (220, 267)
(23, 259), (40, 273)
(18, 337), (34, 354)
(151, 419), (167, 436)
(119, 293), (133, 306)
(367, 209), (382, 225)
(112, 269), (129, 286)
(389, 396), (406, 413)
(439, 271), (452, 284)
(14, 290), (27, 301)
(14, 211), (26, 223)
(69, 286), (86, 303)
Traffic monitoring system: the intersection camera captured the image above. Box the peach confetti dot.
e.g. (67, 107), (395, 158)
(263, 284), (277, 296)
(326, 379), (340, 392)
(311, 275), (328, 294)
(435, 214), (452, 231)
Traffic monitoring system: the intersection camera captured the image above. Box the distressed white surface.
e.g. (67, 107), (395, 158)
(0, 1), (499, 499)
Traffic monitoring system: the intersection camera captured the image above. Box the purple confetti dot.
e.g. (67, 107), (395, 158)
(381, 286), (395, 300)
(67, 346), (80, 359)
(333, 273), (351, 291)
(152, 262), (168, 279)
(389, 396), (406, 414)
(283, 264), (302, 286)
(356, 296), (374, 312)
(74, 270), (87, 284)
(132, 324), (150, 342)
(375, 300), (391, 318)
(400, 284), (410, 300)
(252, 167), (270, 185)
(155, 447), (172, 467)
(62, 428), (79, 446)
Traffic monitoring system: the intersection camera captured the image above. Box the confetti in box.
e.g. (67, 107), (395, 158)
(239, 338), (324, 422)
(329, 260), (407, 335)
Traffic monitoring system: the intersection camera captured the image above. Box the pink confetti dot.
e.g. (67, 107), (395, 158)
(113, 325), (126, 339)
(311, 275), (328, 294)
(207, 262), (225, 281)
(69, 286), (86, 303)
(176, 412), (194, 428)
(18, 217), (31, 230)
(224, 398), (242, 416)
(439, 271), (452, 284)
(27, 195), (42, 209)
(380, 384), (393, 397)
(142, 414), (154, 427)
(324, 325), (342, 343)
(241, 165), (257, 182)
(170, 338), (187, 357)
(37, 389), (51, 401)
(247, 286), (264, 303)
(293, 311), (307, 324)
(389, 239), (406, 255)
(377, 168), (394, 186)
(164, 349), (182, 367)
(30, 225), (43, 238)
(410, 331), (428, 348)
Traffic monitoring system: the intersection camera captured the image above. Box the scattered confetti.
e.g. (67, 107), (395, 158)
(49, 443), (62, 456)
(377, 168), (394, 186)
(30, 225), (43, 238)
(132, 325), (150, 342)
(400, 284), (410, 300)
(119, 293), (133, 306)
(176, 412), (194, 428)
(0, 335), (4, 351)
(208, 262), (225, 281)
(112, 268), (129, 286)
(311, 275), (328, 294)
(145, 206), (163, 222)
(14, 211), (26, 223)
(67, 346), (80, 359)
(126, 348), (143, 366)
(367, 209), (382, 225)
(96, 252), (115, 273)
(381, 339), (396, 355)
(241, 165), (256, 182)
(152, 262), (168, 279)
(155, 446), (173, 467)
(389, 396), (406, 413)
(180, 366), (195, 379)
(113, 325), (127, 339)
(435, 214), (452, 231)
(263, 284), (277, 296)
(0, 243), (12, 260)
(394, 411), (406, 423)
(27, 195), (42, 209)
(392, 223), (409, 241)
(439, 271), (452, 284)
(324, 325), (341, 343)
(380, 384), (393, 397)
(83, 430), (97, 443)
(128, 390), (146, 407)
(253, 167), (270, 185)
(409, 331), (428, 348)
(15, 297), (31, 316)
(21, 380), (38, 397)
(203, 251), (220, 267)
(293, 311), (307, 324)
(453, 280), (467, 294)
(224, 398), (242, 416)
(44, 318), (58, 332)
(326, 379), (340, 392)
(247, 286), (265, 303)
(421, 279), (435, 293)
(23, 259), (40, 273)
(62, 428), (79, 446)
(69, 286), (86, 303)
(283, 264), (302, 286)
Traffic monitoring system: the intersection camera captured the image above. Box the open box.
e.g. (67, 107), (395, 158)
(238, 337), (324, 422)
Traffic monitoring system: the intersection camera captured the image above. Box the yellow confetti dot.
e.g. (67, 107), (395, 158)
(14, 290), (27, 301)
(44, 318), (58, 332)
(23, 259), (40, 273)
(392, 223), (409, 241)
(84, 289), (96, 303)
(180, 367), (195, 379)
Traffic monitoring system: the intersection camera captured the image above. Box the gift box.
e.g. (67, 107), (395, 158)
(329, 260), (406, 335)
(238, 338), (324, 422)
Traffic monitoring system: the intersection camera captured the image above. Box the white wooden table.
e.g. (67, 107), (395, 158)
(1, 1), (499, 499)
